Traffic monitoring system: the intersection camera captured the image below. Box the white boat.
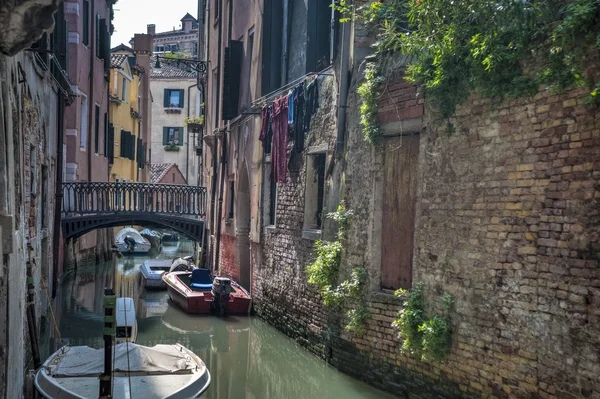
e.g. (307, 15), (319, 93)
(114, 228), (151, 254)
(116, 297), (137, 344)
(140, 259), (172, 289)
(170, 256), (196, 272)
(35, 343), (211, 398)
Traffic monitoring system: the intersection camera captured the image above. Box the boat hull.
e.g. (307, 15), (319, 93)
(163, 272), (252, 315)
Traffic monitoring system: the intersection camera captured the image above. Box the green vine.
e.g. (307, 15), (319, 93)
(393, 282), (454, 361)
(358, 62), (384, 145)
(306, 205), (371, 334)
(337, 0), (600, 128)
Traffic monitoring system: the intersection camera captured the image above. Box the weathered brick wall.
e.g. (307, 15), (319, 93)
(340, 61), (600, 398)
(218, 233), (239, 280)
(253, 74), (339, 356)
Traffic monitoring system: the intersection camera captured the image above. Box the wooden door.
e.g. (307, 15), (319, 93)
(381, 135), (420, 290)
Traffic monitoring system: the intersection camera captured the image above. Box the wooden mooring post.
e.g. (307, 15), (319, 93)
(100, 288), (115, 398)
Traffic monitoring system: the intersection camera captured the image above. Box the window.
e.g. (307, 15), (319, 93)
(303, 153), (326, 230)
(119, 130), (135, 160)
(94, 104), (100, 153)
(241, 28), (255, 111)
(121, 77), (127, 101)
(103, 112), (108, 156)
(162, 127), (183, 145)
(227, 180), (235, 219)
(261, 0), (283, 95)
(163, 89), (184, 108)
(95, 14), (101, 58)
(307, 0), (333, 72)
(80, 94), (88, 149)
(212, 69), (218, 129)
(82, 0), (89, 46)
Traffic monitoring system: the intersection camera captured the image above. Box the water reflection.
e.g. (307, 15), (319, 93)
(56, 240), (396, 399)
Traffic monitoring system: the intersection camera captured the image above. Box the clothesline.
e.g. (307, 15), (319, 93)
(252, 66), (333, 109)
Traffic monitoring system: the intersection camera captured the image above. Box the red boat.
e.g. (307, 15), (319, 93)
(162, 269), (252, 315)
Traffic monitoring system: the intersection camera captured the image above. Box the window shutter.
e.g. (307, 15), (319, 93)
(164, 89), (170, 107)
(82, 0), (89, 46)
(222, 40), (244, 120)
(178, 89), (185, 108)
(120, 129), (126, 157)
(103, 113), (108, 157)
(130, 134), (136, 160)
(163, 127), (169, 145)
(107, 124), (114, 163)
(95, 14), (101, 58)
(177, 128), (184, 145)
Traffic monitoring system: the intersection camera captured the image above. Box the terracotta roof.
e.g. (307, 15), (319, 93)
(150, 56), (197, 79)
(150, 163), (175, 183)
(110, 53), (129, 68)
(111, 43), (133, 53)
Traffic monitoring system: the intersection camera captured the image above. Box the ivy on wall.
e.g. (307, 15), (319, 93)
(306, 205), (371, 334)
(393, 282), (454, 361)
(337, 0), (600, 136)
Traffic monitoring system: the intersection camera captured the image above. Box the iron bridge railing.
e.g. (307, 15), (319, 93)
(62, 182), (207, 217)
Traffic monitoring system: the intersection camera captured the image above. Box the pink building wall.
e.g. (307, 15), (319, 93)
(64, 0), (112, 261)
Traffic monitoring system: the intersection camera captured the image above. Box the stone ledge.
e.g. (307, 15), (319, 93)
(372, 291), (407, 305)
(302, 229), (322, 241)
(264, 225), (276, 234)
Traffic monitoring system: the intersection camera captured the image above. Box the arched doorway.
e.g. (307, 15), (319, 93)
(236, 162), (251, 290)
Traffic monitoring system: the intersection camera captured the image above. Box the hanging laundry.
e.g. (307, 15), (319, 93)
(259, 105), (273, 154)
(271, 96), (289, 183)
(287, 88), (295, 127)
(293, 82), (306, 153)
(304, 76), (319, 132)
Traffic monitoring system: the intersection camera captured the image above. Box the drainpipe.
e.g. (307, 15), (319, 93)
(52, 91), (65, 298)
(335, 0), (352, 157)
(214, 0), (233, 272)
(186, 82), (198, 184)
(88, 0), (95, 182)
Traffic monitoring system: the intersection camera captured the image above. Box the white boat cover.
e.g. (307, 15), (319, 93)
(139, 228), (160, 237)
(115, 228), (147, 244)
(50, 344), (193, 376)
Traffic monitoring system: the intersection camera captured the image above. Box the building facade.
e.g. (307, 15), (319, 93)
(146, 13), (199, 57)
(201, 1), (600, 398)
(63, 0), (113, 265)
(150, 58), (201, 186)
(0, 2), (71, 397)
(108, 52), (146, 182)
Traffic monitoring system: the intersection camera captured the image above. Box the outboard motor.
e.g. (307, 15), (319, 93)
(211, 277), (232, 316)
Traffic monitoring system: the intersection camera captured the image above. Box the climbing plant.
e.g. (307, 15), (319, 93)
(306, 205), (371, 334)
(393, 282), (454, 361)
(336, 0), (600, 132)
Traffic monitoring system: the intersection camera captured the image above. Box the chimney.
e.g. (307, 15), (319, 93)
(147, 24), (155, 35)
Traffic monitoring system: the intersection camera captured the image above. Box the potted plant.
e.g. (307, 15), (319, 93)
(164, 141), (180, 151)
(185, 115), (205, 132)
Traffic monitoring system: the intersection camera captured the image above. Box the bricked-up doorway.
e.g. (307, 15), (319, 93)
(236, 162), (251, 290)
(381, 134), (420, 290)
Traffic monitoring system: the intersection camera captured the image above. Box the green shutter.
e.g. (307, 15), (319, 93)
(96, 14), (101, 58)
(163, 127), (169, 145)
(130, 134), (136, 160)
(177, 127), (183, 145)
(164, 89), (170, 107)
(178, 89), (185, 108)
(120, 129), (125, 157)
(107, 124), (114, 163)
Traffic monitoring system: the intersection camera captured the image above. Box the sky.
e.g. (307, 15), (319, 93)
(111, 0), (199, 48)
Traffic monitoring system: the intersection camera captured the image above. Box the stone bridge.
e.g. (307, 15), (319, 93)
(61, 182), (207, 241)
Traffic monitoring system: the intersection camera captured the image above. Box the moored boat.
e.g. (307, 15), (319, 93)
(140, 259), (172, 289)
(114, 228), (151, 254)
(35, 343), (211, 398)
(116, 297), (137, 344)
(162, 270), (252, 315)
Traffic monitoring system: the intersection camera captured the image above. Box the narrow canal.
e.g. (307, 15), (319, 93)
(54, 240), (396, 399)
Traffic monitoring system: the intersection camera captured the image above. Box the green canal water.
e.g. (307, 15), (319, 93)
(54, 240), (397, 399)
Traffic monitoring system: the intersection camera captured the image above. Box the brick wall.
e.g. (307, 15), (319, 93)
(254, 48), (600, 398)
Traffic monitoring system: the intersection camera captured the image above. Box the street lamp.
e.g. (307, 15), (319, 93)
(153, 55), (207, 76)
